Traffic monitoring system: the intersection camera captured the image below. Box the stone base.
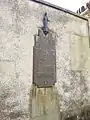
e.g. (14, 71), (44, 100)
(29, 85), (60, 120)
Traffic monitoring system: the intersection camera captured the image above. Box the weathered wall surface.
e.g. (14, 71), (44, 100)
(0, 0), (89, 119)
(81, 11), (90, 110)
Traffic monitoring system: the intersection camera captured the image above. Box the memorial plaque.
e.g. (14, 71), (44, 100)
(33, 29), (56, 87)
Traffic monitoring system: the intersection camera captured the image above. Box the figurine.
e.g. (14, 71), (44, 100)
(43, 12), (49, 35)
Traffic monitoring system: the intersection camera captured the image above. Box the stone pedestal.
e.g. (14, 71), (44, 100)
(29, 85), (60, 120)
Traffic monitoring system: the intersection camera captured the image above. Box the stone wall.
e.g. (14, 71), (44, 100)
(0, 0), (89, 119)
(81, 9), (90, 111)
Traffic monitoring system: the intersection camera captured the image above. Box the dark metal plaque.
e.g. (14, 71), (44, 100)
(33, 29), (56, 87)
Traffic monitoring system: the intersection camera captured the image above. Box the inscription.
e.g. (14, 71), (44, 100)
(33, 29), (56, 87)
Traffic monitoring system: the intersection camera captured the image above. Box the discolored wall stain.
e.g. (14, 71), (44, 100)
(29, 85), (60, 120)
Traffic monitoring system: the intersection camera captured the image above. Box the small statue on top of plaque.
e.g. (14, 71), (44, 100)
(43, 12), (50, 35)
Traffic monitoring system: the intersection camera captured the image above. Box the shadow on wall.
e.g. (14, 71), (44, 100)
(64, 105), (90, 120)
